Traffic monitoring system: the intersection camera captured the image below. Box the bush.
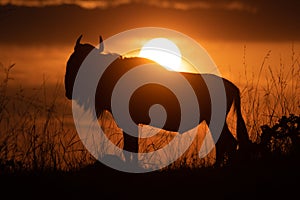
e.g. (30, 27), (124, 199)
(260, 114), (300, 156)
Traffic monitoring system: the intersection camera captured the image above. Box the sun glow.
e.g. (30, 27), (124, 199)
(139, 38), (182, 71)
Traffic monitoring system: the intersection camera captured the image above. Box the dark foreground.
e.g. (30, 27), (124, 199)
(1, 156), (299, 200)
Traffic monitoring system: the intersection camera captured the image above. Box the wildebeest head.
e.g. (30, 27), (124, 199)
(65, 35), (104, 100)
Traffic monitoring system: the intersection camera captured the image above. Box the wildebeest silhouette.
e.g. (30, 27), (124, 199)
(65, 35), (251, 166)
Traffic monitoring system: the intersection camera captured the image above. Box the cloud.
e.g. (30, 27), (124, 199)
(0, 0), (257, 12)
(0, 0), (299, 43)
(2, 0), (123, 8)
(145, 0), (258, 13)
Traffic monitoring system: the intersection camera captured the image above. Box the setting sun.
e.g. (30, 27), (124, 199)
(139, 38), (182, 71)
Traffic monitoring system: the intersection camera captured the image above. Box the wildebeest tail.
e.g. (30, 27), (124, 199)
(233, 87), (250, 147)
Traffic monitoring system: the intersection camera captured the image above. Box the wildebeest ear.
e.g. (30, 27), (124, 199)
(99, 35), (104, 52)
(75, 35), (83, 50)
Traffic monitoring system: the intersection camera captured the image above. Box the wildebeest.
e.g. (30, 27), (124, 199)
(65, 35), (251, 166)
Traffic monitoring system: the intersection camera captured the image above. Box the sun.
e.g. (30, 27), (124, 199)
(139, 38), (182, 71)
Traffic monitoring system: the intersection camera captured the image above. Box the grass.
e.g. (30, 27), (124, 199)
(0, 45), (299, 173)
(238, 45), (299, 143)
(0, 63), (95, 173)
(0, 49), (299, 200)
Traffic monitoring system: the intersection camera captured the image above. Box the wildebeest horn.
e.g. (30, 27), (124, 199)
(99, 35), (104, 52)
(75, 35), (83, 50)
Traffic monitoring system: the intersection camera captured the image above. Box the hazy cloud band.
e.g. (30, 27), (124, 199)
(0, 0), (257, 12)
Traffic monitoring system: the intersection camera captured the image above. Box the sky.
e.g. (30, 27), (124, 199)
(0, 0), (299, 45)
(0, 0), (299, 87)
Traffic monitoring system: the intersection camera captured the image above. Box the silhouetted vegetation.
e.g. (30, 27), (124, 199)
(259, 114), (300, 157)
(0, 46), (300, 173)
(0, 63), (95, 174)
(0, 48), (299, 199)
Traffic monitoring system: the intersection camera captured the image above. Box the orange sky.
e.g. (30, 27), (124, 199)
(0, 0), (299, 87)
(1, 41), (298, 89)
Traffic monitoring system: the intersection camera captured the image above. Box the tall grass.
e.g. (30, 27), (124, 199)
(239, 45), (300, 143)
(0, 62), (95, 173)
(0, 45), (299, 172)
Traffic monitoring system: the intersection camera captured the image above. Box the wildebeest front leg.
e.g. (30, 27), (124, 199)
(123, 132), (139, 165)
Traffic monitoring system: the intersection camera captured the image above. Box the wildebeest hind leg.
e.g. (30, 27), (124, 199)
(215, 124), (238, 167)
